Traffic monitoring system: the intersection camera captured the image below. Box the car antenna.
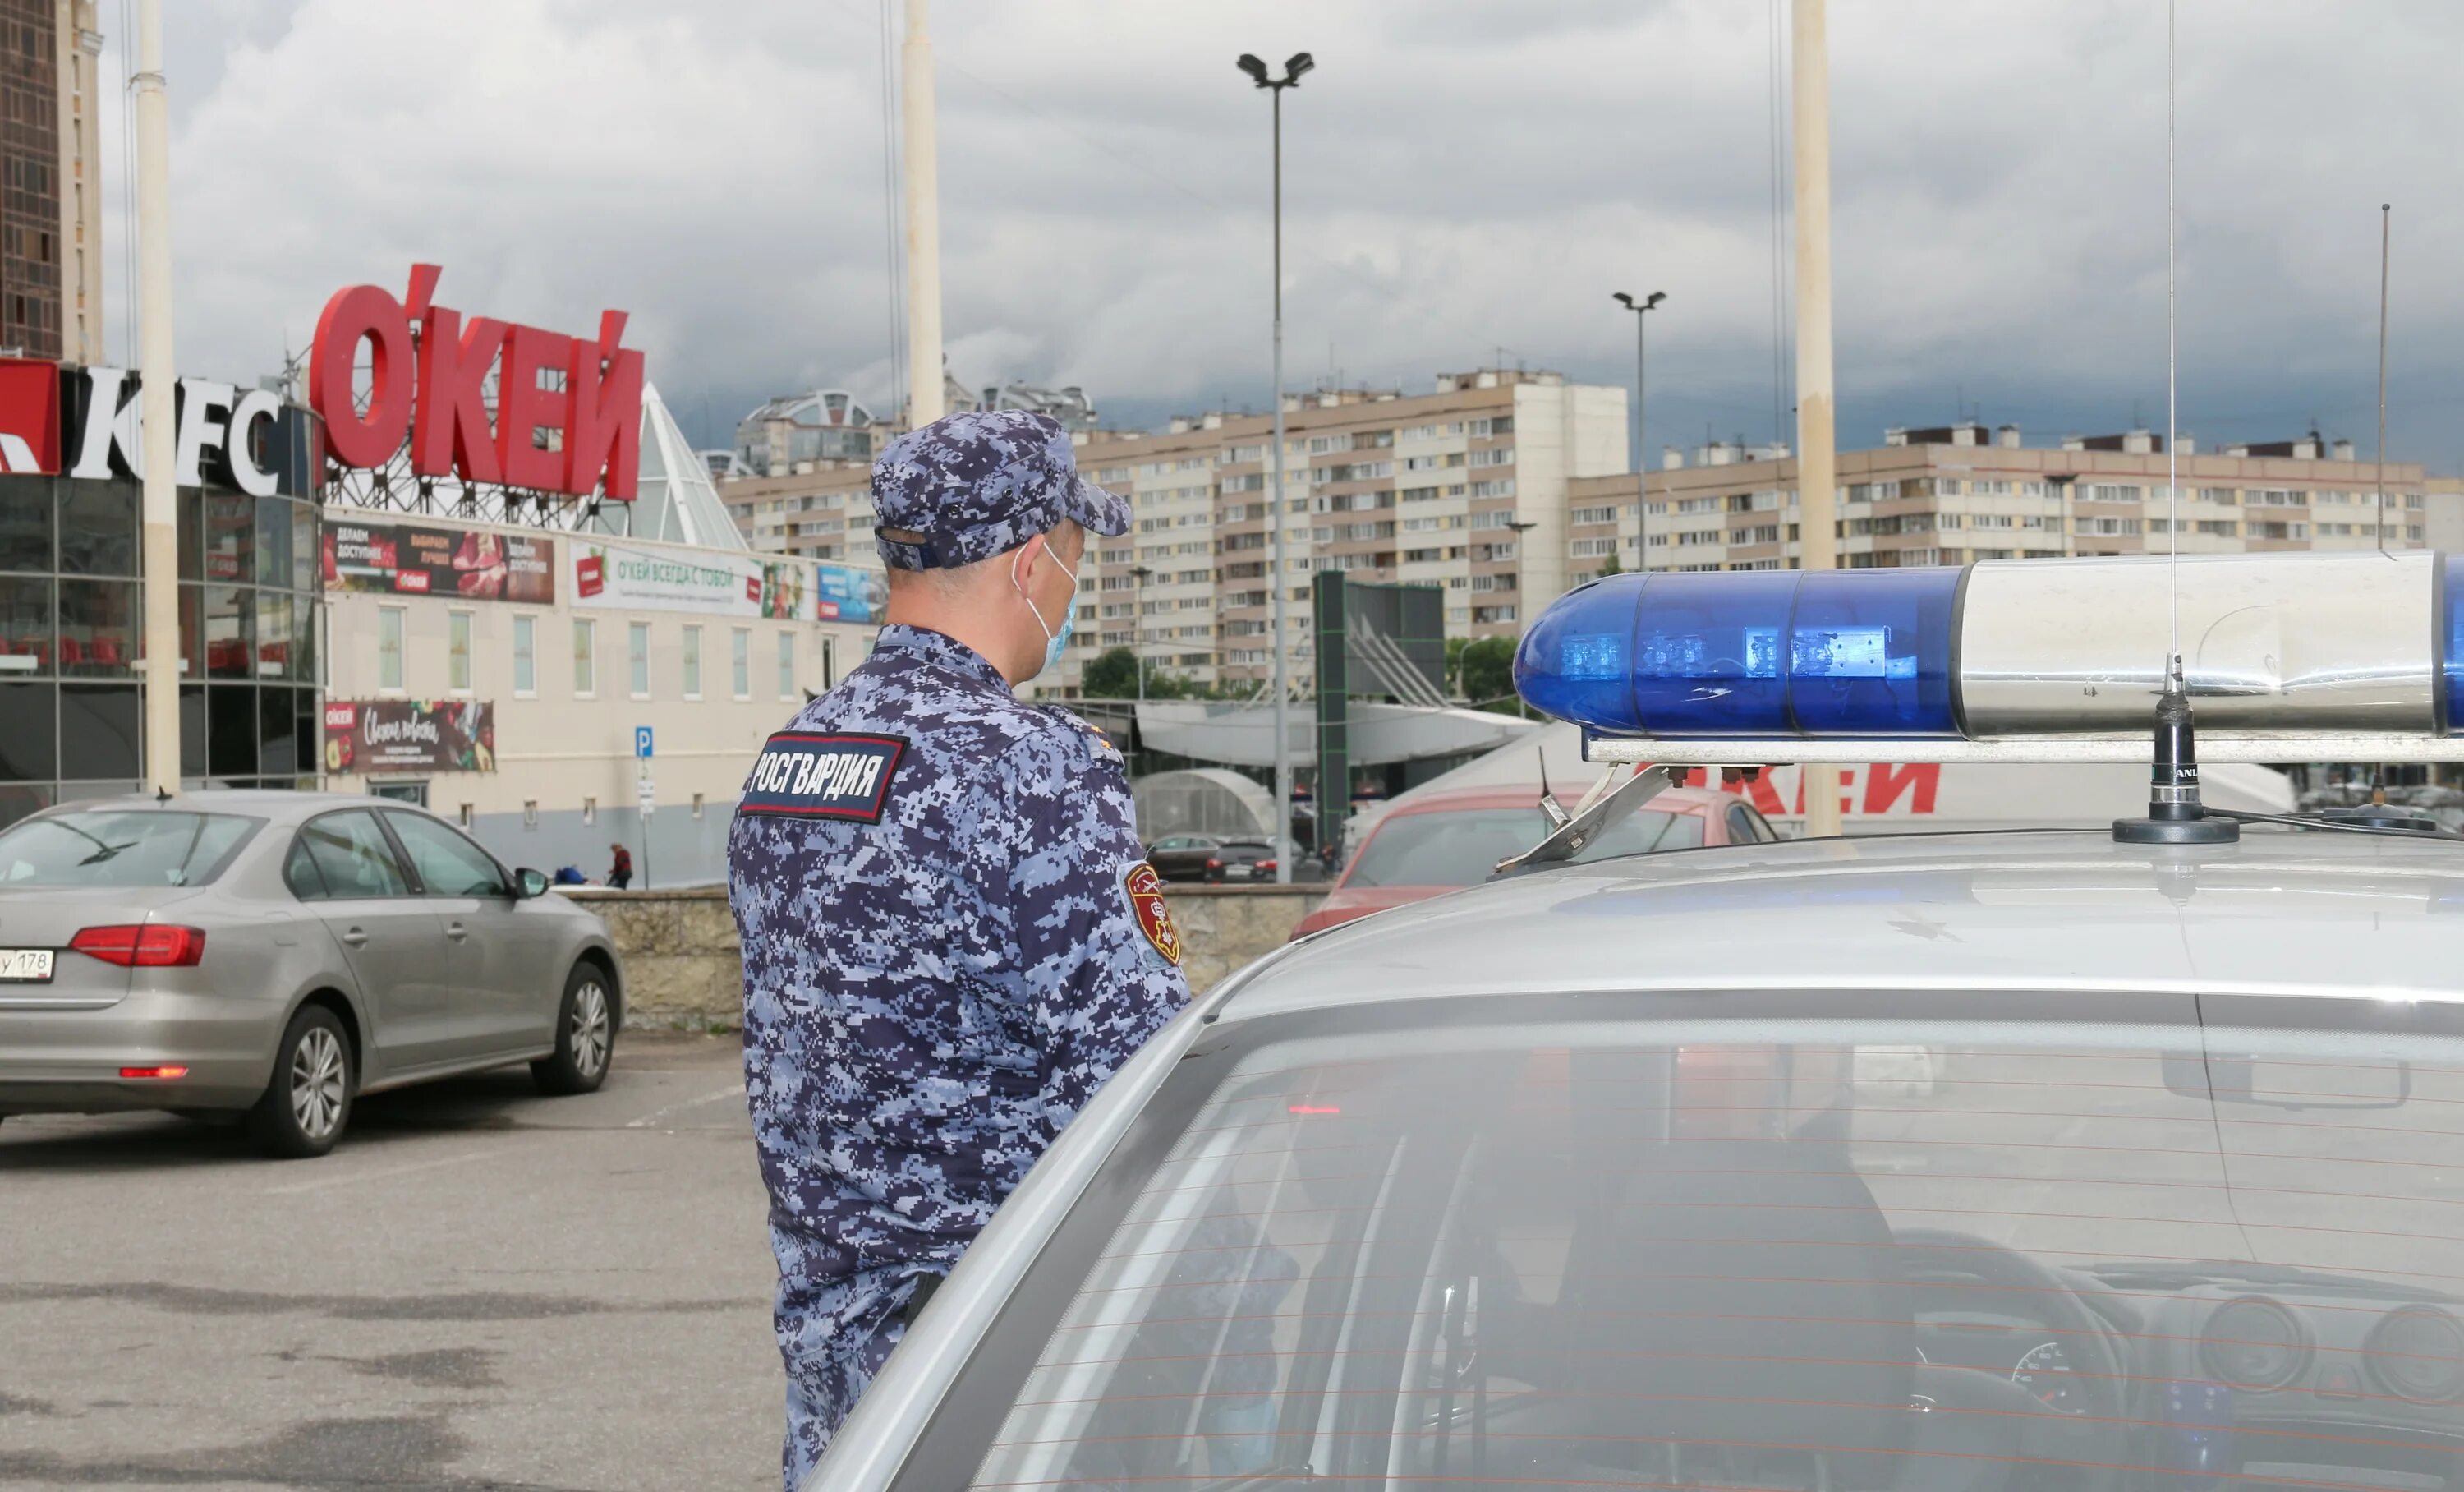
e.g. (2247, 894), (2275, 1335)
(154, 786), (172, 804)
(2116, 16), (2234, 850)
(1533, 740), (1570, 831)
(2114, 660), (2237, 845)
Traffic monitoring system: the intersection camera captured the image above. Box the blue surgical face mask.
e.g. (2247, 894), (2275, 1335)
(1015, 541), (1081, 679)
(1046, 608), (1076, 676)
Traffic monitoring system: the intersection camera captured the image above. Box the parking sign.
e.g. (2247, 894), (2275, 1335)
(634, 725), (654, 759)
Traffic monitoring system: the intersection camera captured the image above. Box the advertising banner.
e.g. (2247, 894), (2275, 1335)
(323, 519), (556, 604)
(569, 538), (823, 619)
(813, 561), (887, 624)
(324, 699), (497, 775)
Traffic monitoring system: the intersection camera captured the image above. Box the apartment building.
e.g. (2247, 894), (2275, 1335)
(1566, 422), (2432, 582)
(724, 460), (880, 563)
(723, 368), (1625, 695)
(0, 1), (99, 361)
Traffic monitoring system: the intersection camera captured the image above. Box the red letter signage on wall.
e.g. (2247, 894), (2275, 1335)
(308, 265), (641, 501)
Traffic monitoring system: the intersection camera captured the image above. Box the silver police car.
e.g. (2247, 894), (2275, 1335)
(0, 792), (622, 1158)
(813, 822), (2464, 1492)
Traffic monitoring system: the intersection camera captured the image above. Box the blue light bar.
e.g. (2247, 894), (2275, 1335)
(1516, 569), (1961, 738)
(1519, 553), (2464, 761)
(2448, 555), (2464, 736)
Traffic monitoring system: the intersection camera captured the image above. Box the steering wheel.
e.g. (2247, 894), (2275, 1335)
(1891, 1228), (2130, 1492)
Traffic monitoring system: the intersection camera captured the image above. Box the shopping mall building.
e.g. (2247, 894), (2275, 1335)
(0, 269), (884, 885)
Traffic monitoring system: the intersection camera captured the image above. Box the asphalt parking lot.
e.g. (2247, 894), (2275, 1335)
(0, 1034), (783, 1492)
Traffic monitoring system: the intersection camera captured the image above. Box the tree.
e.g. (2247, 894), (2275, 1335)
(1080, 646), (1214, 700)
(1597, 550), (1624, 577)
(1459, 635), (1519, 715)
(1080, 646), (1141, 698)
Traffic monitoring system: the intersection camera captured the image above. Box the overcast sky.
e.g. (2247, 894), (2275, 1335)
(104, 1), (2463, 470)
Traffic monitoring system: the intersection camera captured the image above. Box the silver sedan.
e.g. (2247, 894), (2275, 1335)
(0, 790), (623, 1158)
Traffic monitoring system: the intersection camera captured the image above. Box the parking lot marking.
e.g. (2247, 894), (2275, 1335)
(624, 1082), (746, 1130)
(262, 1147), (506, 1197)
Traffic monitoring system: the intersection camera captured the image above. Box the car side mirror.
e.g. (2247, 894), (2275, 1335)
(516, 868), (550, 900)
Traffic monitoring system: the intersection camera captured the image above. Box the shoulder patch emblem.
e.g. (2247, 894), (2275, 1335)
(1121, 862), (1183, 966)
(739, 732), (907, 823)
(1083, 724), (1122, 766)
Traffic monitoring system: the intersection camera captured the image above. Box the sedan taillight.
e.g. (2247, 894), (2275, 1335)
(69, 924), (207, 968)
(1206, 858), (1223, 869)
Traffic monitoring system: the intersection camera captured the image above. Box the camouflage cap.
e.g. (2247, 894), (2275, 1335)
(869, 409), (1129, 570)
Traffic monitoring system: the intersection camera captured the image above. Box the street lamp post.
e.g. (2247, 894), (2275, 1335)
(1129, 564), (1154, 707)
(1611, 291), (1666, 573)
(1237, 48), (1314, 886)
(1505, 519), (1538, 719)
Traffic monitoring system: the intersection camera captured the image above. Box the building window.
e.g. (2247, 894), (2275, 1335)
(732, 628), (751, 699)
(573, 619), (595, 698)
(523, 799), (539, 829)
(682, 625), (702, 699)
(512, 615), (536, 696)
(582, 796), (596, 825)
(628, 621), (650, 698)
(778, 633), (797, 699)
(692, 792), (706, 820)
(448, 610), (472, 694)
(457, 803), (474, 828)
(378, 606), (404, 692)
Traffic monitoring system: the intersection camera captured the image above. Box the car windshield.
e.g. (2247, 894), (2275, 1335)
(0, 810), (260, 888)
(909, 993), (2464, 1492)
(1347, 806), (1703, 887)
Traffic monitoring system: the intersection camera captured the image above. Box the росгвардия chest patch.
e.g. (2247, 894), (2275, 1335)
(738, 732), (907, 823)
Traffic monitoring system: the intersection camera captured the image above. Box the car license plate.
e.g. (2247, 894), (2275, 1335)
(0, 948), (55, 982)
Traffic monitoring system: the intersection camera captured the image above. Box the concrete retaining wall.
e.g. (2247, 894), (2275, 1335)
(568, 883), (1326, 1028)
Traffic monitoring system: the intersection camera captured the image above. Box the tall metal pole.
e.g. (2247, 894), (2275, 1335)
(1634, 311), (1648, 569)
(2376, 202), (2390, 550)
(134, 0), (179, 794)
(903, 0), (945, 427)
(1268, 85), (1293, 884)
(1792, 0), (1843, 837)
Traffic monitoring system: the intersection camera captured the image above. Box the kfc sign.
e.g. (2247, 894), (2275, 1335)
(308, 264), (642, 501)
(0, 357), (60, 473)
(0, 354), (315, 496)
(64, 367), (306, 496)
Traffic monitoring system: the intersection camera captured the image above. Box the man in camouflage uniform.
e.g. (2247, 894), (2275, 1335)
(728, 408), (1193, 1490)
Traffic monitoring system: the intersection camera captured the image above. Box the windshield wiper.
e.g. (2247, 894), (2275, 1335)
(49, 820), (132, 866)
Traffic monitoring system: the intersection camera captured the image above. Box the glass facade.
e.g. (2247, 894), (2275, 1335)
(0, 476), (319, 828)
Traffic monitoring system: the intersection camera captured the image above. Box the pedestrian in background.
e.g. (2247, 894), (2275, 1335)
(727, 409), (1190, 1490)
(606, 842), (632, 890)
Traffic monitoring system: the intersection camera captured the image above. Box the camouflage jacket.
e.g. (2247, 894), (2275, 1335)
(728, 622), (1190, 1489)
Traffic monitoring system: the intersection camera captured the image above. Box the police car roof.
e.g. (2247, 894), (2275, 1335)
(1224, 827), (2464, 1020)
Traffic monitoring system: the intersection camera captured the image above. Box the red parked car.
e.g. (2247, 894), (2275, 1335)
(1291, 782), (1775, 938)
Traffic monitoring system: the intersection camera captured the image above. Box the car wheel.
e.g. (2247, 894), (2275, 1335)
(248, 1005), (353, 1159)
(531, 963), (615, 1096)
